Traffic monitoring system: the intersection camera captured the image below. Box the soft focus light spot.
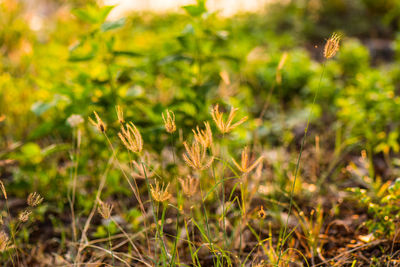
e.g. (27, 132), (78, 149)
(101, 0), (278, 19)
(29, 15), (43, 31)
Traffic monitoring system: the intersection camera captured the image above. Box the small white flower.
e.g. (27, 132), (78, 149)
(67, 114), (84, 128)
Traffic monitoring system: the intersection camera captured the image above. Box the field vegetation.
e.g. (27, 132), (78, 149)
(1, 0), (400, 266)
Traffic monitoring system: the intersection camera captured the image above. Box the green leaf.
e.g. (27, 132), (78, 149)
(69, 40), (99, 62)
(182, 0), (206, 17)
(41, 144), (70, 158)
(72, 8), (98, 24)
(31, 95), (70, 116)
(159, 54), (194, 65)
(112, 50), (143, 57)
(31, 101), (52, 116)
(98, 6), (115, 22)
(101, 17), (125, 32)
(72, 5), (114, 24)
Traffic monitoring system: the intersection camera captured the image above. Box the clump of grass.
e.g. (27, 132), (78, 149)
(0, 185), (43, 265)
(61, 33), (341, 265)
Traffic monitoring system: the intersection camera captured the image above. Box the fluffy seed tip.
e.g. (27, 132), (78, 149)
(98, 200), (113, 220)
(162, 109), (176, 134)
(324, 33), (341, 59)
(19, 210), (32, 222)
(89, 111), (107, 133)
(27, 192), (43, 207)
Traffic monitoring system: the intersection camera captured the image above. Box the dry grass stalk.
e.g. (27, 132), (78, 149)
(162, 109), (176, 134)
(89, 111), (107, 133)
(179, 176), (199, 197)
(324, 33), (340, 59)
(116, 105), (125, 124)
(0, 231), (9, 252)
(232, 147), (263, 174)
(19, 210), (32, 222)
(118, 122), (143, 153)
(150, 181), (172, 202)
(193, 121), (213, 148)
(27, 192), (43, 207)
(182, 140), (214, 170)
(211, 104), (247, 134)
(0, 180), (7, 200)
(98, 200), (113, 220)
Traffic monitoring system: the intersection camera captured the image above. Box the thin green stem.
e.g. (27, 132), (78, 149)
(6, 199), (19, 266)
(169, 133), (180, 266)
(218, 136), (228, 249)
(184, 217), (196, 266)
(69, 128), (80, 243)
(277, 61), (326, 264)
(198, 181), (217, 266)
(107, 223), (115, 266)
(211, 157), (227, 248)
(141, 161), (168, 264)
(160, 203), (168, 265)
(103, 134), (151, 254)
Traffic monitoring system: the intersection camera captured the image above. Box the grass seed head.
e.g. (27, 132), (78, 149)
(193, 121), (213, 148)
(118, 122), (143, 153)
(232, 146), (264, 174)
(131, 160), (155, 179)
(98, 200), (113, 220)
(27, 192), (43, 207)
(182, 140), (214, 170)
(0, 231), (9, 252)
(258, 205), (266, 219)
(211, 104), (247, 134)
(179, 176), (199, 197)
(19, 209), (32, 222)
(324, 32), (341, 59)
(162, 109), (176, 134)
(150, 181), (172, 202)
(89, 111), (107, 133)
(116, 105), (125, 124)
(0, 180), (7, 200)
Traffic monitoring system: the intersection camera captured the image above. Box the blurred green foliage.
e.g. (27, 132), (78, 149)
(350, 178), (400, 238)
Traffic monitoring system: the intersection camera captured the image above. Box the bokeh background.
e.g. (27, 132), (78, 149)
(1, 0), (400, 265)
